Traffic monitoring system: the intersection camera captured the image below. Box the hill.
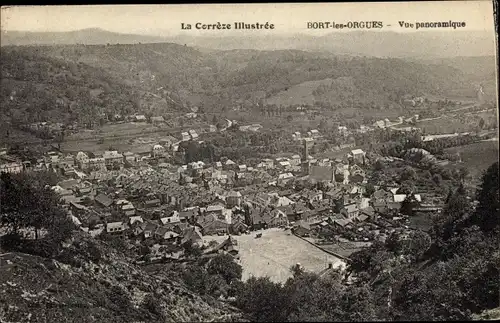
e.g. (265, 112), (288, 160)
(1, 42), (496, 128)
(0, 28), (170, 46)
(0, 235), (247, 323)
(2, 29), (496, 58)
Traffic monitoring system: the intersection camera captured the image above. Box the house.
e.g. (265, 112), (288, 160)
(341, 202), (359, 219)
(224, 159), (236, 170)
(290, 155), (301, 166)
(155, 227), (179, 241)
(142, 222), (159, 239)
(373, 120), (386, 129)
(349, 164), (365, 183)
(151, 116), (165, 124)
(372, 189), (392, 203)
(179, 208), (199, 222)
(269, 194), (294, 207)
(129, 215), (144, 226)
(95, 193), (113, 208)
(103, 151), (123, 168)
(189, 130), (199, 140)
(359, 197), (370, 210)
(0, 162), (23, 174)
(135, 115), (147, 122)
(181, 132), (191, 141)
(75, 152), (90, 169)
(69, 201), (88, 215)
(269, 209), (289, 227)
(333, 218), (353, 228)
(106, 221), (126, 234)
(251, 209), (272, 230)
(350, 149), (366, 164)
(88, 157), (105, 170)
(308, 129), (322, 139)
(123, 152), (137, 164)
(293, 221), (311, 237)
(230, 220), (249, 234)
(160, 211), (181, 225)
(151, 144), (167, 158)
(181, 226), (203, 247)
(145, 198), (161, 208)
(201, 219), (228, 235)
(210, 236), (239, 257)
(361, 206), (375, 219)
(77, 186), (94, 197)
(373, 201), (388, 214)
(302, 190), (323, 203)
(393, 194), (408, 203)
(309, 165), (335, 183)
(205, 204), (224, 216)
(226, 191), (242, 208)
(58, 179), (79, 190)
(261, 158), (274, 169)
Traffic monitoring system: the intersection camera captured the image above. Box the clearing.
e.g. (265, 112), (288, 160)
(445, 139), (499, 181)
(204, 228), (346, 283)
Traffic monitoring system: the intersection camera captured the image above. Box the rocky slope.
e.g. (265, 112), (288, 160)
(0, 235), (248, 323)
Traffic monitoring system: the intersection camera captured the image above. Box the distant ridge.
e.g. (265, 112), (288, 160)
(1, 28), (170, 46)
(1, 28), (496, 58)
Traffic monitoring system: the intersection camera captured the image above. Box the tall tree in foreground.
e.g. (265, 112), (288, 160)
(469, 162), (499, 232)
(0, 171), (75, 253)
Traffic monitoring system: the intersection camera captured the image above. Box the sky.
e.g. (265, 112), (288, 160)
(1, 2), (496, 36)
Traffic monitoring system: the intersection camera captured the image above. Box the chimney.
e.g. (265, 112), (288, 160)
(328, 262), (333, 269)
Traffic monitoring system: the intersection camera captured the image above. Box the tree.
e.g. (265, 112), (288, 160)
(364, 183), (376, 197)
(236, 276), (289, 322)
(374, 159), (385, 171)
(183, 240), (202, 257)
(469, 162), (499, 232)
(400, 166), (417, 181)
(286, 115), (293, 123)
(290, 263), (305, 278)
(207, 253), (243, 284)
(404, 230), (432, 262)
(0, 172), (74, 242)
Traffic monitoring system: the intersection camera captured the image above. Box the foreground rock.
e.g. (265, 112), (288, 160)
(0, 236), (248, 323)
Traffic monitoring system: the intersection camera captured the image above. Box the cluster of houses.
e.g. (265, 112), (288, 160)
(1, 114), (437, 263)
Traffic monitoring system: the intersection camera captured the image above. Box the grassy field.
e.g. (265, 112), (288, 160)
(204, 228), (346, 283)
(67, 122), (159, 141)
(445, 139), (499, 181)
(265, 78), (335, 107)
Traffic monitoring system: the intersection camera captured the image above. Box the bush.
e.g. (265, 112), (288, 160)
(108, 285), (132, 312)
(235, 276), (289, 322)
(142, 293), (165, 319)
(207, 254), (243, 284)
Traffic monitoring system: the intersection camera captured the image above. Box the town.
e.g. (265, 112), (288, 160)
(3, 105), (493, 281)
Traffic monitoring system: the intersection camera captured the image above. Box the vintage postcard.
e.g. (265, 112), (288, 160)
(0, 2), (499, 323)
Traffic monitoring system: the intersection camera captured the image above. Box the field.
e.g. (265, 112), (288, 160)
(265, 78), (336, 106)
(412, 109), (496, 134)
(61, 122), (185, 153)
(204, 228), (346, 283)
(445, 139), (499, 181)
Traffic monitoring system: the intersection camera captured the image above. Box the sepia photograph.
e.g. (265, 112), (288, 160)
(0, 2), (499, 322)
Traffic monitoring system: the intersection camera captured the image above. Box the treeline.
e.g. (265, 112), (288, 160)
(179, 130), (301, 164)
